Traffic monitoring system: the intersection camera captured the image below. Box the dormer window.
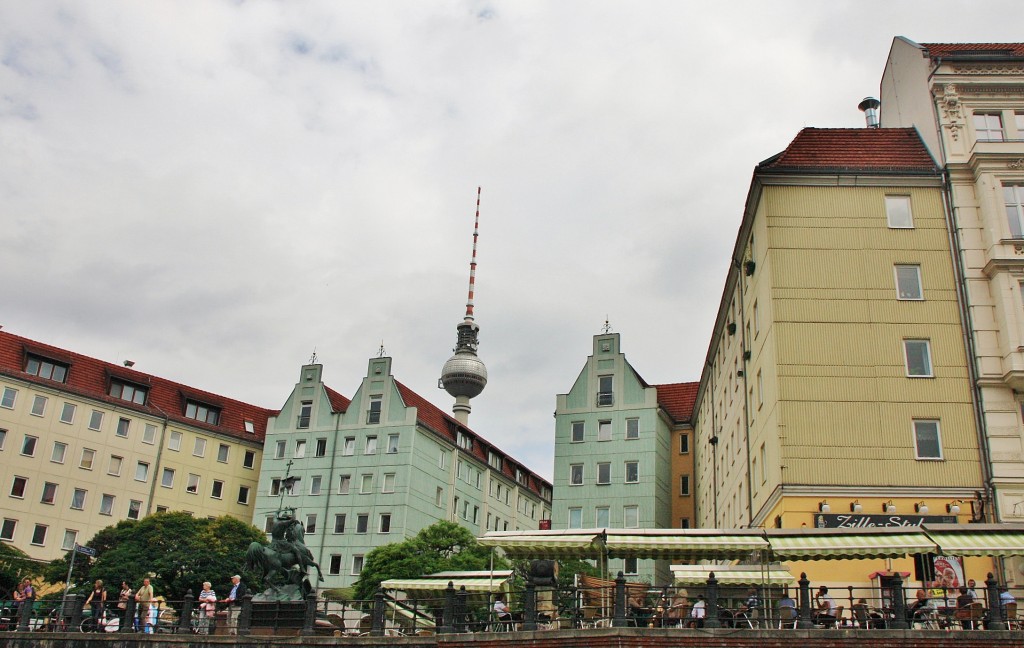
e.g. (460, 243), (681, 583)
(109, 379), (147, 405)
(487, 451), (502, 470)
(185, 400), (220, 425)
(25, 354), (68, 383)
(457, 431), (473, 450)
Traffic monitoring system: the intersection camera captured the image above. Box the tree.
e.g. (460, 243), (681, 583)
(0, 543), (43, 594)
(44, 512), (266, 600)
(352, 521), (507, 600)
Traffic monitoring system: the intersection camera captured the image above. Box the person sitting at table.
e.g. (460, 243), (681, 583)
(999, 586), (1016, 612)
(665, 590), (689, 628)
(955, 587), (977, 630)
(813, 586), (836, 625)
(777, 588), (798, 628)
(966, 579), (978, 601)
(687, 595), (706, 628)
(907, 589), (935, 625)
(737, 587), (760, 627)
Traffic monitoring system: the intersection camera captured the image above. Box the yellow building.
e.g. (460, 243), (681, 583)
(692, 127), (992, 588)
(0, 330), (273, 561)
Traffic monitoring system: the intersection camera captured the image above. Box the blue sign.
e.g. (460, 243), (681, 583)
(75, 544), (97, 557)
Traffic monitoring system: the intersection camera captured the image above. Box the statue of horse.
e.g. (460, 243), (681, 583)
(245, 541), (324, 588)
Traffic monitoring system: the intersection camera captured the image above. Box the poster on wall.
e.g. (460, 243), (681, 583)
(933, 555), (965, 590)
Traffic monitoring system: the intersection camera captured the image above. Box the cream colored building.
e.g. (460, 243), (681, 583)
(880, 38), (1024, 527)
(0, 330), (273, 561)
(692, 127), (989, 586)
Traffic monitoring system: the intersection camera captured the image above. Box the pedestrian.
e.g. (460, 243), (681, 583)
(197, 582), (217, 634)
(135, 577), (154, 633)
(117, 581), (132, 611)
(219, 575), (247, 634)
(83, 580), (107, 632)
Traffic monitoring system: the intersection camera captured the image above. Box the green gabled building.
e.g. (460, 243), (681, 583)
(253, 356), (552, 589)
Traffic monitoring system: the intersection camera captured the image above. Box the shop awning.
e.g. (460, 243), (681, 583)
(670, 564), (795, 586)
(381, 570), (513, 593)
(604, 530), (768, 560)
(764, 528), (936, 560)
(477, 530), (603, 558)
(384, 599), (435, 629)
(924, 523), (1024, 556)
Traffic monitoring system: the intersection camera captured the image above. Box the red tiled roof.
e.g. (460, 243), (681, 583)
(0, 330), (276, 442)
(655, 382), (699, 423)
(394, 380), (552, 499)
(759, 128), (938, 175)
(922, 43), (1024, 58)
(324, 386), (350, 413)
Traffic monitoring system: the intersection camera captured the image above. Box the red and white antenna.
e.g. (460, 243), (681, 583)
(465, 186), (481, 320)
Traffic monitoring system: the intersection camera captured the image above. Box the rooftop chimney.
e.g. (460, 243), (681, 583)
(123, 360), (135, 368)
(858, 97), (881, 128)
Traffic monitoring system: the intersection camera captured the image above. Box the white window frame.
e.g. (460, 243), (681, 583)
(99, 493), (115, 516)
(186, 473), (200, 494)
(913, 419), (944, 460)
(338, 474), (351, 495)
(597, 462), (611, 485)
(625, 418), (639, 440)
(885, 195), (914, 229)
(569, 463), (583, 486)
(623, 505), (640, 528)
(59, 402), (76, 424)
(895, 264), (923, 300)
(624, 461), (639, 484)
(904, 339), (933, 377)
(309, 475), (322, 496)
(161, 468), (175, 488)
(294, 439), (306, 458)
(168, 430), (182, 451)
(382, 473), (396, 494)
(30, 395), (47, 417)
(193, 437), (207, 457)
(0, 387), (16, 409)
(571, 421), (584, 443)
(568, 507), (582, 529)
(51, 441), (67, 464)
(974, 112), (1005, 142)
(598, 420), (612, 442)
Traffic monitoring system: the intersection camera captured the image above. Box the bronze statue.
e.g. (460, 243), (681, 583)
(245, 507), (323, 600)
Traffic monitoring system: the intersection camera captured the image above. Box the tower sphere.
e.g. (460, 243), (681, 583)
(441, 351), (488, 398)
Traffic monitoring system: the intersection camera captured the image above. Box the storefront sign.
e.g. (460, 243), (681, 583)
(815, 513), (956, 528)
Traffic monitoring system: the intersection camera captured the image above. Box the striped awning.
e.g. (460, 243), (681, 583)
(380, 577), (510, 593)
(670, 565), (795, 586)
(924, 523), (1024, 556)
(765, 529), (936, 560)
(605, 531), (769, 560)
(477, 531), (602, 558)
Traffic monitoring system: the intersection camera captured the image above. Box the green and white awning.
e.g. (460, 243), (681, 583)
(381, 570), (513, 593)
(605, 530), (768, 560)
(765, 528), (936, 560)
(477, 531), (603, 558)
(670, 564), (795, 586)
(924, 523), (1024, 556)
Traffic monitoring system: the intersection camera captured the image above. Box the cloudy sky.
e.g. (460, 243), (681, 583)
(2, 1), (1021, 481)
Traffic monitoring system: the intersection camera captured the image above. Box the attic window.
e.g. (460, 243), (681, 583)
(244, 420), (255, 434)
(25, 354), (68, 383)
(488, 451), (502, 471)
(109, 379), (148, 405)
(185, 400), (221, 425)
(457, 431), (473, 450)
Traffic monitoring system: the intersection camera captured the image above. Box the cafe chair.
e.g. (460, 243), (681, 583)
(1005, 602), (1019, 630)
(778, 606), (798, 629)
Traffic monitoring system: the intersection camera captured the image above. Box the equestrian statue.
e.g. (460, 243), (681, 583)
(245, 507), (324, 600)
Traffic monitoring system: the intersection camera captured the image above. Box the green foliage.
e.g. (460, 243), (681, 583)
(352, 521), (508, 601)
(44, 512), (266, 600)
(0, 543), (43, 593)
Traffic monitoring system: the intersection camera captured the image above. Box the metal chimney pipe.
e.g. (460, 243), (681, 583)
(858, 97), (881, 128)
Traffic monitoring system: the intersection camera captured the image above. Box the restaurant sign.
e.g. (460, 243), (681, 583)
(815, 514), (956, 529)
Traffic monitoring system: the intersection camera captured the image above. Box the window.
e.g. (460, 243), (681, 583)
(243, 450), (256, 469)
(315, 438), (327, 457)
(623, 505), (639, 528)
(488, 451), (502, 470)
(309, 475), (322, 495)
(356, 514), (369, 534)
(156, 506), (168, 513)
(598, 420), (611, 442)
(88, 410), (104, 431)
(185, 400), (220, 425)
(274, 440), (286, 459)
(387, 434), (399, 454)
(382, 473), (395, 493)
(0, 519), (16, 541)
(680, 475), (691, 496)
(625, 461), (639, 483)
(80, 448), (95, 470)
(379, 514), (391, 533)
(571, 422), (584, 443)
(142, 424), (157, 444)
(109, 379), (147, 405)
(217, 444), (229, 463)
(25, 354), (68, 382)
(334, 514), (346, 534)
(1006, 185), (1024, 238)
(40, 482), (57, 505)
(244, 420), (255, 434)
(438, 450), (447, 469)
(457, 460), (465, 481)
(71, 488), (86, 510)
(914, 419), (943, 460)
(569, 464), (583, 486)
(760, 443), (767, 484)
(31, 524), (47, 546)
(679, 433), (690, 454)
(753, 300), (760, 336)
(457, 431), (473, 450)
(338, 474), (351, 495)
(329, 555), (342, 575)
(108, 455), (123, 476)
(305, 514), (317, 534)
(31, 394), (47, 416)
(626, 418), (639, 440)
(168, 430), (182, 451)
(161, 468), (175, 488)
(351, 555), (364, 575)
(680, 518), (690, 529)
(127, 500), (142, 520)
(1, 387), (17, 409)
(20, 435), (37, 457)
(1017, 112), (1024, 136)
(597, 375), (613, 406)
(0, 428), (5, 451)
(568, 507), (582, 529)
(904, 339), (933, 377)
(974, 112), (1004, 141)
(51, 441), (67, 464)
(211, 480), (223, 499)
(269, 478), (282, 496)
(895, 265), (923, 300)
(367, 396), (381, 424)
(60, 402), (76, 424)
(624, 557), (638, 575)
(885, 195), (913, 229)
(342, 437), (355, 456)
(237, 486), (250, 504)
(596, 506), (610, 527)
(62, 530), (78, 551)
(756, 370), (764, 407)
(294, 439), (306, 458)
(360, 474), (373, 494)
(186, 473), (200, 494)
(597, 462), (611, 485)
(99, 494), (115, 516)
(435, 487), (444, 507)
(193, 437), (207, 457)
(297, 401), (312, 429)
(364, 436), (377, 455)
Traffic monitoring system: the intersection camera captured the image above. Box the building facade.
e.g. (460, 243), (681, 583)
(551, 332), (696, 584)
(252, 356), (552, 589)
(0, 330), (272, 562)
(880, 38), (1024, 526)
(691, 128), (988, 586)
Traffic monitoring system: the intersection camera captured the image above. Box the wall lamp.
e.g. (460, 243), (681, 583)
(883, 500), (897, 514)
(850, 500), (863, 513)
(818, 500), (831, 513)
(915, 501), (929, 514)
(947, 500), (962, 515)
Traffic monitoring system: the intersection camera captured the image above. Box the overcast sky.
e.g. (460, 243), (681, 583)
(3, 1), (1021, 481)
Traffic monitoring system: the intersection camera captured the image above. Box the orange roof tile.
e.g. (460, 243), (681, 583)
(0, 330), (276, 442)
(921, 43), (1024, 58)
(324, 386), (351, 413)
(759, 128), (938, 175)
(655, 382), (699, 423)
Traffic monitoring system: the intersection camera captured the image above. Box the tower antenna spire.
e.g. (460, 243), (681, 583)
(465, 186), (481, 320)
